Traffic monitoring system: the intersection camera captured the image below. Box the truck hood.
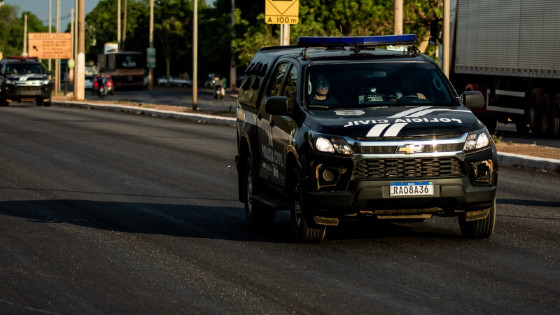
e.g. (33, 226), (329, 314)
(305, 105), (484, 138)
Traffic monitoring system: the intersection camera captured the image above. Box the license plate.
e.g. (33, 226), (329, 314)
(390, 181), (434, 197)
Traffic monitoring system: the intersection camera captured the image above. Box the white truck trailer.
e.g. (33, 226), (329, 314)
(450, 0), (560, 137)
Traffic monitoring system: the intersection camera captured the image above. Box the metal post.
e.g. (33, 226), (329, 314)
(122, 0), (127, 50)
(443, 0), (450, 77)
(23, 15), (28, 56)
(229, 0), (236, 91)
(117, 0), (121, 50)
(148, 0), (154, 90)
(55, 0), (60, 96)
(394, 0), (403, 35)
(48, 0), (51, 73)
(76, 0), (85, 100)
(193, 0), (198, 111)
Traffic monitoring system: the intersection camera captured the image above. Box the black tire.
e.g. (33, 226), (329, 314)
(36, 99), (43, 106)
(244, 157), (274, 226)
(551, 93), (560, 139)
(529, 88), (550, 137)
(459, 199), (496, 239)
(291, 168), (326, 242)
(44, 98), (51, 107)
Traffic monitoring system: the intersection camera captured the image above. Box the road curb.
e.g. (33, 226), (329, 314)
(52, 100), (559, 173)
(54, 100), (236, 127)
(497, 152), (560, 173)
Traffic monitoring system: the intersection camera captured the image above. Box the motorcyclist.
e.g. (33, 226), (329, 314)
(96, 73), (108, 96)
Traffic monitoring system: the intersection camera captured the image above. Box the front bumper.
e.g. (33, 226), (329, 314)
(304, 145), (497, 217)
(5, 83), (51, 101)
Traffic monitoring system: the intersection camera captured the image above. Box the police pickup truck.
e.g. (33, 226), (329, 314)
(235, 35), (498, 242)
(0, 56), (52, 106)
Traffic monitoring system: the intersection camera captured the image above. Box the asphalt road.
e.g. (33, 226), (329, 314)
(0, 105), (559, 314)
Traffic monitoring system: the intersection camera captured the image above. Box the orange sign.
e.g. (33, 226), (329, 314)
(265, 0), (299, 24)
(28, 33), (72, 59)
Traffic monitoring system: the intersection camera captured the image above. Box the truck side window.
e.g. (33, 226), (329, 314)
(267, 63), (289, 97)
(283, 66), (297, 112)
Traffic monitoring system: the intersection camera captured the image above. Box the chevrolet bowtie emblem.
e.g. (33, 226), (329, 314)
(396, 144), (424, 154)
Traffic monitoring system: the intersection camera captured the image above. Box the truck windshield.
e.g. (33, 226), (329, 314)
(6, 63), (45, 75)
(306, 62), (453, 109)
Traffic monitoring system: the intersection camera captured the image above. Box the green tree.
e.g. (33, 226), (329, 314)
(0, 5), (47, 58)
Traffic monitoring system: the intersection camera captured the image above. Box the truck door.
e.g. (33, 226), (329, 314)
(257, 62), (296, 187)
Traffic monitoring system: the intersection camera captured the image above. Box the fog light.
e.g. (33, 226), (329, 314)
(472, 160), (494, 184)
(322, 169), (335, 182)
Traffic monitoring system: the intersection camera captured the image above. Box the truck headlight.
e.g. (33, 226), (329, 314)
(463, 129), (490, 152)
(310, 133), (353, 155)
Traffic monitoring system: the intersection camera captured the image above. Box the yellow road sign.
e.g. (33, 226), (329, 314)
(28, 33), (72, 59)
(265, 0), (299, 24)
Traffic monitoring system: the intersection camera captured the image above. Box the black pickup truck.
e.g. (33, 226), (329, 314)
(235, 35), (498, 242)
(0, 56), (52, 106)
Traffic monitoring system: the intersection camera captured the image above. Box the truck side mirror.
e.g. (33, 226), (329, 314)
(461, 91), (485, 110)
(265, 96), (290, 115)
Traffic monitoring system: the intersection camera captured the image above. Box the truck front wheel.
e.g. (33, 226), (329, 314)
(291, 168), (326, 242)
(458, 199), (496, 239)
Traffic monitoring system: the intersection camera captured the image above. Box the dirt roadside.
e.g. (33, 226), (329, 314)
(495, 142), (560, 160)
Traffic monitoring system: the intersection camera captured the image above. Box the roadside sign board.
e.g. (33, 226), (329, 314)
(265, 0), (299, 24)
(28, 33), (72, 59)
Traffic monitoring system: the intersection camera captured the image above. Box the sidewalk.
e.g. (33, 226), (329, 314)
(51, 95), (560, 173)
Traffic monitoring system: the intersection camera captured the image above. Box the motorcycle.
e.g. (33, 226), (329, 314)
(96, 75), (107, 99)
(214, 84), (225, 100)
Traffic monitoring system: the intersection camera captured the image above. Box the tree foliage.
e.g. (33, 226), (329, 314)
(0, 5), (47, 58)
(2, 0), (444, 82)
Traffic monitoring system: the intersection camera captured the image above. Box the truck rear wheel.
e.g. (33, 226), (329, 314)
(458, 199), (496, 239)
(291, 168), (326, 242)
(551, 93), (560, 138)
(529, 88), (550, 137)
(243, 157), (274, 226)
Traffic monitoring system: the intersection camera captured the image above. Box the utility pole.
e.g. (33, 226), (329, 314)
(117, 0), (121, 50)
(55, 0), (60, 96)
(48, 0), (52, 73)
(193, 0), (198, 111)
(229, 0), (236, 91)
(122, 0), (127, 50)
(76, 0), (85, 100)
(443, 0), (450, 77)
(23, 15), (28, 56)
(394, 0), (403, 35)
(148, 0), (154, 90)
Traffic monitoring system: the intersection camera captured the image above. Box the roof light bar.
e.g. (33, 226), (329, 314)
(297, 34), (418, 47)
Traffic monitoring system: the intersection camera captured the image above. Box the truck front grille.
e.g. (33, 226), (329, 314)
(352, 157), (463, 179)
(354, 143), (464, 154)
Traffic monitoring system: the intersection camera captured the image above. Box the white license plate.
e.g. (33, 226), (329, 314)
(390, 181), (434, 197)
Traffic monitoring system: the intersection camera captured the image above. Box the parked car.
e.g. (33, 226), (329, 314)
(157, 76), (192, 87)
(92, 74), (114, 95)
(85, 75), (93, 89)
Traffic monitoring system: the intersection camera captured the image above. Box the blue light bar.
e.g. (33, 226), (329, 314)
(297, 34), (418, 47)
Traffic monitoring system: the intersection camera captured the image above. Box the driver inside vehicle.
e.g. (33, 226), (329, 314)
(309, 78), (339, 106)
